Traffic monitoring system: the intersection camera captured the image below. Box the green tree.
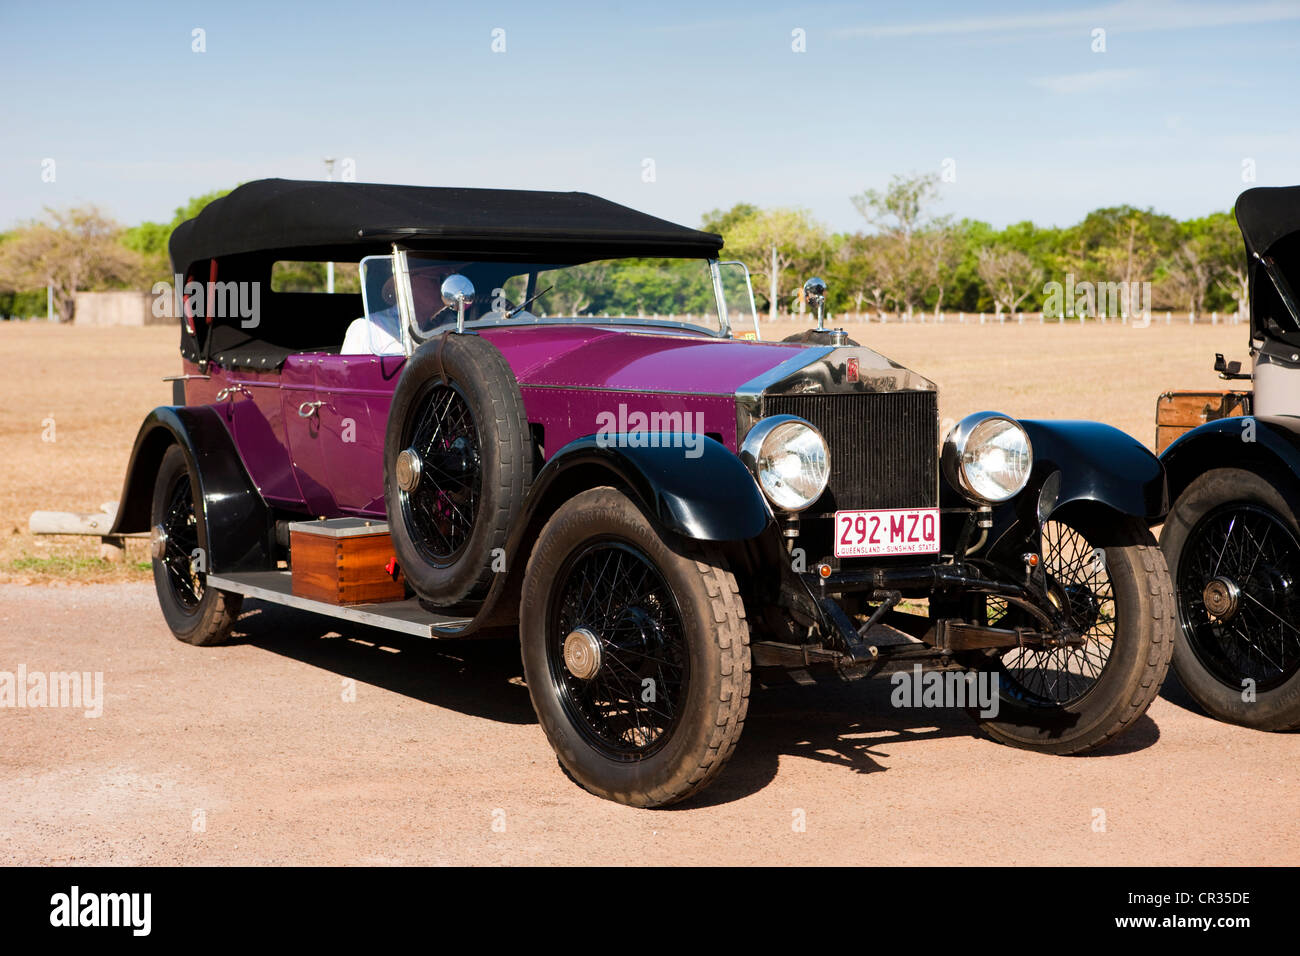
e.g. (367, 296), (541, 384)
(720, 208), (828, 320)
(850, 172), (948, 318)
(0, 206), (143, 322)
(123, 187), (233, 284)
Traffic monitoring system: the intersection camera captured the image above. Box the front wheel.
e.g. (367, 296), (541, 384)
(1160, 468), (1300, 730)
(520, 487), (751, 807)
(965, 510), (1174, 754)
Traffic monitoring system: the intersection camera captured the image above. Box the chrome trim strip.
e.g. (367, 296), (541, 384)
(734, 346), (836, 440)
(735, 346), (837, 400)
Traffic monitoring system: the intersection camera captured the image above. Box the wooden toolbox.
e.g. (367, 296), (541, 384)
(1155, 390), (1252, 453)
(289, 518), (405, 605)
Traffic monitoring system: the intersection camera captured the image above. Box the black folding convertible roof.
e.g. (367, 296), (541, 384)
(1234, 186), (1300, 347)
(1236, 186), (1300, 257)
(168, 178), (723, 272)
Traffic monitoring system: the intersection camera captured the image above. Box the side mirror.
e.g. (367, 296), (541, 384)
(441, 274), (475, 333)
(803, 277), (827, 329)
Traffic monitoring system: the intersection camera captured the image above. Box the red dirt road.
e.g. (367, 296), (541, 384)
(1, 582), (1295, 866)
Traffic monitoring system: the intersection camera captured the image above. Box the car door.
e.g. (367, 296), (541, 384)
(212, 365), (306, 510)
(280, 354), (338, 516)
(311, 352), (403, 516)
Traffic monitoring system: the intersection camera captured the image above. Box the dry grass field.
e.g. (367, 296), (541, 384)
(0, 320), (1243, 584)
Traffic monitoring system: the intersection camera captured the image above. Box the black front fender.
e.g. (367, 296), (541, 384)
(526, 434), (772, 542)
(109, 406), (273, 573)
(1021, 420), (1168, 522)
(453, 433), (774, 638)
(978, 420), (1167, 565)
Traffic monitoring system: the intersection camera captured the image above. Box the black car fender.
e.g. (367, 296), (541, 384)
(521, 434), (772, 544)
(441, 432), (774, 638)
(1160, 415), (1300, 501)
(976, 420), (1168, 565)
(109, 406), (274, 573)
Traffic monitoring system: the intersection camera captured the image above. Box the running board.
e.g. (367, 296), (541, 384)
(206, 571), (473, 637)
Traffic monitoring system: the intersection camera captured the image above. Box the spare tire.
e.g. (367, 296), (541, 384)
(384, 334), (534, 606)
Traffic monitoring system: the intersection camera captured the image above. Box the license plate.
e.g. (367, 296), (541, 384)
(834, 507), (940, 558)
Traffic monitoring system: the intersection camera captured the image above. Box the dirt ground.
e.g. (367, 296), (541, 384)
(4, 317), (1293, 867)
(1, 582), (1296, 866)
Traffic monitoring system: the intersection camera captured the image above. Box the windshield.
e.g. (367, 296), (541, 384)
(399, 255), (750, 341)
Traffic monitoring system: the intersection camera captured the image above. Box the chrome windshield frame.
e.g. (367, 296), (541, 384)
(716, 259), (762, 341)
(708, 259), (731, 338)
(392, 243), (416, 356)
(392, 250), (746, 343)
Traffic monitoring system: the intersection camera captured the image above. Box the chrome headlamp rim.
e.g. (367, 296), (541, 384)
(740, 414), (831, 513)
(942, 411), (1034, 505)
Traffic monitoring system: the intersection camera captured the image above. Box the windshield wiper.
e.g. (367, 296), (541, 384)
(505, 284), (553, 319)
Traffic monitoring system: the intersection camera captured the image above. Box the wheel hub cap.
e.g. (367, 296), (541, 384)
(150, 524), (168, 560)
(394, 447), (422, 492)
(563, 627), (602, 680)
(1202, 575), (1242, 621)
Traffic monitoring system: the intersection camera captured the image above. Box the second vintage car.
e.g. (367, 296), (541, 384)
(1157, 184), (1300, 731)
(112, 179), (1175, 806)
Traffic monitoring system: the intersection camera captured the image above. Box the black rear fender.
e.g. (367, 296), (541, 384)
(109, 406), (274, 573)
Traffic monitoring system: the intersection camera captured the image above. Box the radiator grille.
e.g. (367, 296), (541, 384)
(762, 391), (938, 512)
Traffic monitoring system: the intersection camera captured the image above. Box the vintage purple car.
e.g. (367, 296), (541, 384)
(112, 179), (1174, 807)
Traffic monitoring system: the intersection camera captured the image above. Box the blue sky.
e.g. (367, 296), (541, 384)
(2, 0), (1298, 234)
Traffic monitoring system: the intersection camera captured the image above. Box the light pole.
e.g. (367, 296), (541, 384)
(323, 157), (336, 294)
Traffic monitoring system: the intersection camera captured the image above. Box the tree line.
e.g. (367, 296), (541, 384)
(0, 175), (1249, 322)
(705, 173), (1248, 321)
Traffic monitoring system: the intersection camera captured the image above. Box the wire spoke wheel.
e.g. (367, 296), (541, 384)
(399, 382), (482, 566)
(996, 518), (1116, 707)
(1177, 503), (1300, 692)
(161, 472), (203, 609)
(546, 541), (690, 761)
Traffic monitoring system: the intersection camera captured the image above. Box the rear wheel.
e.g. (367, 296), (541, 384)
(967, 510), (1174, 753)
(149, 445), (242, 646)
(1161, 468), (1300, 730)
(520, 487), (750, 807)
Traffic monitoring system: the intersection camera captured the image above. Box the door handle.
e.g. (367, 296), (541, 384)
(297, 400), (325, 418)
(215, 385), (251, 402)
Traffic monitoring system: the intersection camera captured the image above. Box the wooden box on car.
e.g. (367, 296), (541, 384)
(1155, 390), (1252, 454)
(289, 518), (405, 605)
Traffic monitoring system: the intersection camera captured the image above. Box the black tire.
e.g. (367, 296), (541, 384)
(150, 445), (242, 646)
(967, 510), (1174, 754)
(1160, 467), (1300, 730)
(520, 487), (751, 808)
(384, 334), (533, 605)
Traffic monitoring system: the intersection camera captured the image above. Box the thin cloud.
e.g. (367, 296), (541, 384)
(1032, 68), (1150, 93)
(837, 1), (1300, 39)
